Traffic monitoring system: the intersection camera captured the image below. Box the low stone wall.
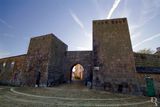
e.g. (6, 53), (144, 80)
(134, 53), (160, 67)
(134, 53), (160, 97)
(0, 54), (26, 86)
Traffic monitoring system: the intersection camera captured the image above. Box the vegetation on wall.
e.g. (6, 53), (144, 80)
(137, 48), (155, 54)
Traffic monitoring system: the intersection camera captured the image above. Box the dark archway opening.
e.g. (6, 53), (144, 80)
(118, 84), (123, 93)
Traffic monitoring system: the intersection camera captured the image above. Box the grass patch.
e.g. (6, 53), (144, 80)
(0, 83), (155, 107)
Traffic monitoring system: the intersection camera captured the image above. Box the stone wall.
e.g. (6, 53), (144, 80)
(136, 73), (160, 96)
(66, 51), (92, 84)
(134, 53), (160, 96)
(0, 54), (26, 85)
(47, 35), (68, 86)
(93, 18), (138, 94)
(0, 34), (68, 87)
(135, 53), (160, 67)
(25, 34), (52, 86)
(25, 33), (68, 87)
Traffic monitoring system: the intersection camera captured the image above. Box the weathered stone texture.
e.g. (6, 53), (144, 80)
(93, 18), (138, 93)
(66, 51), (92, 84)
(47, 35), (68, 86)
(135, 73), (160, 96)
(134, 53), (160, 67)
(25, 34), (52, 86)
(0, 54), (26, 85)
(24, 34), (67, 86)
(134, 53), (160, 96)
(0, 34), (68, 87)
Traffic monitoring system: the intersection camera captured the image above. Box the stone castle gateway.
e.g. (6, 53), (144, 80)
(0, 18), (160, 96)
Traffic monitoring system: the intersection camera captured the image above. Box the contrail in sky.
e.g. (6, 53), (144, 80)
(69, 9), (92, 50)
(107, 0), (121, 19)
(69, 10), (84, 29)
(133, 33), (160, 49)
(69, 9), (91, 38)
(0, 18), (13, 29)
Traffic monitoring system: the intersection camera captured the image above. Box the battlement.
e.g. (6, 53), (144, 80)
(93, 18), (127, 25)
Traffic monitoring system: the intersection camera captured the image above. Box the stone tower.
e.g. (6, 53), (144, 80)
(93, 18), (138, 93)
(25, 34), (67, 86)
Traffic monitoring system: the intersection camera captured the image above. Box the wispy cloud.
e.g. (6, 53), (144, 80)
(107, 0), (121, 19)
(130, 0), (160, 35)
(133, 33), (160, 49)
(131, 32), (141, 40)
(69, 10), (84, 29)
(141, 0), (160, 22)
(0, 18), (13, 29)
(2, 33), (15, 38)
(69, 10), (91, 38)
(69, 10), (92, 50)
(92, 0), (105, 19)
(128, 0), (160, 50)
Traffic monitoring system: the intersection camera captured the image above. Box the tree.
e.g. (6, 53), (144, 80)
(137, 48), (154, 54)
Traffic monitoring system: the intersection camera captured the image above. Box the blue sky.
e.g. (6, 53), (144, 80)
(0, 0), (160, 58)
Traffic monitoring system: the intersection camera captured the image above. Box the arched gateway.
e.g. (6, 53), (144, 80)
(65, 51), (93, 85)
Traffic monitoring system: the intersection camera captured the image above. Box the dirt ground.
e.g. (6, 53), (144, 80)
(0, 83), (158, 107)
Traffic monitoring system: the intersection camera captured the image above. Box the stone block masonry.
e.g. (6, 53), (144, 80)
(0, 54), (26, 85)
(92, 18), (138, 94)
(65, 51), (93, 84)
(25, 34), (68, 86)
(47, 34), (68, 86)
(134, 53), (160, 96)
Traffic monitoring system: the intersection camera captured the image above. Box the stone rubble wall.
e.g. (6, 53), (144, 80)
(47, 35), (68, 86)
(0, 54), (26, 86)
(66, 51), (93, 84)
(24, 34), (52, 86)
(92, 18), (138, 94)
(134, 53), (160, 97)
(134, 53), (160, 67)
